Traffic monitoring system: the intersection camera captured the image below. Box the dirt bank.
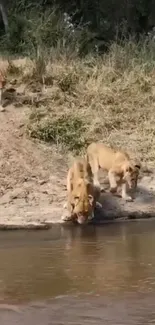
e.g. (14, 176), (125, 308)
(0, 101), (155, 229)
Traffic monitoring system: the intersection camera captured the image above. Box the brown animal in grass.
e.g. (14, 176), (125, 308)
(87, 142), (141, 201)
(62, 157), (101, 224)
(0, 68), (6, 111)
(0, 60), (9, 112)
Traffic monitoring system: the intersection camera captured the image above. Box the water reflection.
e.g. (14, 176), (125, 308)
(0, 221), (155, 303)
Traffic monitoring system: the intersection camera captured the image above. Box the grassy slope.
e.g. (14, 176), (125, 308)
(3, 39), (155, 164)
(1, 40), (155, 224)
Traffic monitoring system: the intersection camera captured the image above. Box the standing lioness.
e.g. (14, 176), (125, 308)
(87, 142), (141, 201)
(62, 157), (101, 224)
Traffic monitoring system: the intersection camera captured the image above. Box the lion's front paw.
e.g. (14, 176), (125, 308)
(122, 195), (133, 202)
(95, 201), (102, 209)
(110, 186), (117, 193)
(0, 105), (5, 112)
(61, 214), (72, 222)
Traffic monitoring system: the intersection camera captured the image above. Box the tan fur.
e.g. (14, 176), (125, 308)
(87, 142), (141, 201)
(62, 157), (101, 224)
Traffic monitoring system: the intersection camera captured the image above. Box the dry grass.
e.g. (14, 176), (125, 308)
(4, 40), (155, 161)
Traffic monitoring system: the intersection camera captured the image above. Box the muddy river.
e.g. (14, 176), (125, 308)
(0, 220), (155, 324)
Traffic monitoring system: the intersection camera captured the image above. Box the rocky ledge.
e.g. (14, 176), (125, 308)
(0, 168), (154, 230)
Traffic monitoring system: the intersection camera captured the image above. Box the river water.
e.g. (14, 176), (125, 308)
(0, 220), (155, 324)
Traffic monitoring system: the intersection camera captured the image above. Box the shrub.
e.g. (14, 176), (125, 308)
(27, 115), (87, 153)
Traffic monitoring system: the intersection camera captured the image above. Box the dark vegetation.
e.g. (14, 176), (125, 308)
(1, 0), (155, 55)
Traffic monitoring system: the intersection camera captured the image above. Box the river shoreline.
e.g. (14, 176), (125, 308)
(1, 169), (155, 230)
(0, 217), (155, 231)
(1, 168), (155, 230)
(0, 210), (155, 231)
(0, 103), (155, 231)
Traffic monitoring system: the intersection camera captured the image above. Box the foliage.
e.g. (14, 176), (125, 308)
(1, 0), (155, 56)
(27, 115), (87, 153)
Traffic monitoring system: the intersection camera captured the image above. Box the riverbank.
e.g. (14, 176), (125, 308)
(0, 171), (155, 229)
(0, 105), (155, 229)
(0, 54), (155, 229)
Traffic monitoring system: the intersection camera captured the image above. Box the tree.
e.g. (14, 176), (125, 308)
(0, 0), (9, 33)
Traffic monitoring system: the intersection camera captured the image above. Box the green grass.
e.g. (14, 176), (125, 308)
(27, 115), (88, 153)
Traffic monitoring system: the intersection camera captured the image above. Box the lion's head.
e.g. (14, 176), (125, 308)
(70, 178), (95, 224)
(122, 162), (141, 189)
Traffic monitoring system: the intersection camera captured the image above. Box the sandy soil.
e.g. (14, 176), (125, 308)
(0, 102), (155, 229)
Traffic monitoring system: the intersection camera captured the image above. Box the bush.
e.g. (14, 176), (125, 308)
(27, 115), (87, 153)
(0, 4), (90, 57)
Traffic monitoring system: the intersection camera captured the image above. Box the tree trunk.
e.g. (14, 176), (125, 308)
(0, 1), (9, 33)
